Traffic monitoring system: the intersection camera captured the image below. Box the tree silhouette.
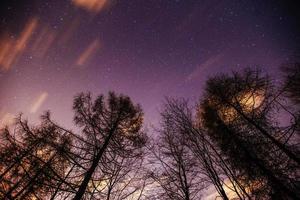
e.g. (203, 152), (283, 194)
(281, 61), (300, 138)
(158, 98), (252, 200)
(281, 62), (300, 106)
(0, 115), (72, 199)
(149, 99), (203, 200)
(69, 92), (146, 200)
(0, 92), (147, 200)
(199, 69), (300, 199)
(0, 71), (299, 199)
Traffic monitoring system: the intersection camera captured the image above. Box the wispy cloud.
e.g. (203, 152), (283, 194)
(76, 39), (100, 66)
(186, 53), (224, 81)
(30, 92), (48, 113)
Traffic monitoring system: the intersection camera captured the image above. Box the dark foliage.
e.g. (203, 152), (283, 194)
(0, 67), (299, 199)
(199, 69), (300, 199)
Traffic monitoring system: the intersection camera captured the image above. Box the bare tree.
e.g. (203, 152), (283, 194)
(149, 103), (204, 200)
(78, 133), (148, 200)
(159, 98), (252, 200)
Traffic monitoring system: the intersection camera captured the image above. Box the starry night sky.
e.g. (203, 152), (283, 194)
(0, 0), (299, 129)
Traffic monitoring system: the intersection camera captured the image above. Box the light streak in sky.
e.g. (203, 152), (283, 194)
(0, 18), (38, 71)
(31, 26), (57, 58)
(72, 0), (108, 13)
(187, 53), (224, 81)
(30, 92), (49, 114)
(57, 17), (81, 45)
(76, 39), (100, 66)
(15, 18), (38, 52)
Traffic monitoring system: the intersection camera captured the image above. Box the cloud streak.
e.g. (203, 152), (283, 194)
(186, 53), (224, 81)
(76, 39), (100, 66)
(30, 92), (48, 113)
(0, 18), (38, 72)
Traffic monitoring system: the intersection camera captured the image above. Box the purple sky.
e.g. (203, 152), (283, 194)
(0, 0), (299, 129)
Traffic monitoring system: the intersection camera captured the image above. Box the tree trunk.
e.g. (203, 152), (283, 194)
(73, 126), (117, 200)
(223, 123), (299, 200)
(233, 103), (300, 165)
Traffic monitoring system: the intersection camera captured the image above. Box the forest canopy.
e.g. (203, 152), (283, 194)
(0, 66), (299, 200)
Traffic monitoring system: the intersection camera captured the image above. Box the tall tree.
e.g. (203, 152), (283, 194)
(159, 98), (252, 200)
(281, 61), (300, 138)
(0, 92), (147, 200)
(66, 92), (146, 200)
(149, 100), (203, 200)
(281, 62), (300, 106)
(0, 116), (72, 200)
(199, 68), (300, 199)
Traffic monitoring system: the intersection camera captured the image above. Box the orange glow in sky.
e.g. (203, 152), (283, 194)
(0, 18), (38, 72)
(72, 0), (108, 13)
